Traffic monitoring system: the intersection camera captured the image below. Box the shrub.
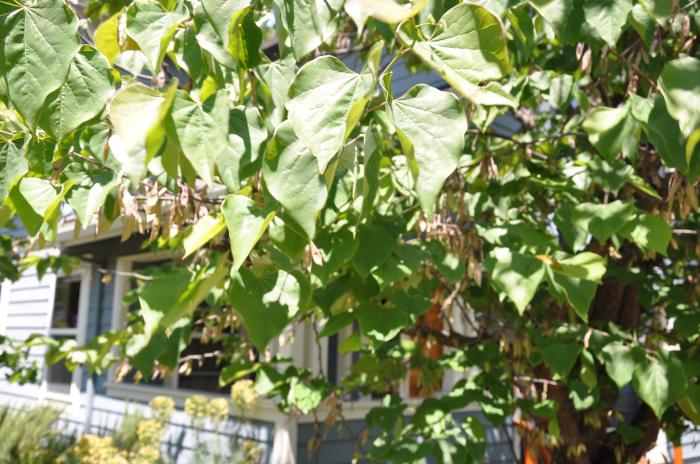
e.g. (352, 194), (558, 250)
(0, 403), (65, 463)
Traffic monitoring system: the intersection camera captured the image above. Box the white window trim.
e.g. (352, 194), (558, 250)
(40, 264), (91, 411)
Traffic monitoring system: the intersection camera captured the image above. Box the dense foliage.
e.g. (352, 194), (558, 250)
(1, 0), (700, 461)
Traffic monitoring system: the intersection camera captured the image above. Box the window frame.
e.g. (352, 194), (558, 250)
(41, 265), (91, 407)
(106, 251), (229, 397)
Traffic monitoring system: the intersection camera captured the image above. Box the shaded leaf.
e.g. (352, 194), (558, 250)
(222, 194), (275, 270)
(262, 121), (328, 238)
(229, 267), (307, 351)
(484, 248), (546, 314)
(633, 353), (687, 418)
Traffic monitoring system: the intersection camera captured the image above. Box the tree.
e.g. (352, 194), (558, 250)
(1, 0), (699, 461)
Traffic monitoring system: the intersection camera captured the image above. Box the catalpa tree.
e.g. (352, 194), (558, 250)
(1, 0), (700, 461)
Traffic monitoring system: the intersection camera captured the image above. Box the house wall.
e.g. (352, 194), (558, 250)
(0, 235), (278, 463)
(296, 413), (518, 464)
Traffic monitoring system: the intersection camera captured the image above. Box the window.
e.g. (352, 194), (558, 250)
(46, 272), (89, 396)
(113, 255), (226, 394)
(178, 337), (225, 392)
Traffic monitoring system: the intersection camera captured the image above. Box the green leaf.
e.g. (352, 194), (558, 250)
(587, 157), (634, 195)
(352, 223), (396, 277)
(66, 170), (119, 227)
(125, 0), (189, 75)
(0, 141), (28, 203)
(108, 83), (176, 183)
(268, 216), (308, 260)
(9, 177), (69, 236)
(320, 311), (354, 337)
(583, 0), (633, 47)
(202, 0), (250, 51)
(219, 106), (268, 192)
(359, 126), (382, 220)
(390, 85), (466, 214)
(344, 0), (427, 24)
(633, 353), (687, 418)
(548, 74), (574, 111)
(38, 46), (114, 142)
(619, 212), (672, 256)
(272, 0), (341, 59)
(548, 271), (597, 322)
(193, 0), (251, 68)
(228, 7), (262, 69)
(287, 56), (374, 172)
(629, 4), (655, 44)
(659, 57), (700, 138)
(0, 0), (80, 128)
(94, 11), (123, 64)
(262, 121), (328, 238)
(138, 256), (228, 334)
(355, 301), (409, 347)
(582, 104), (639, 160)
(553, 252), (607, 282)
(313, 226), (359, 281)
(484, 248), (546, 314)
(167, 90), (228, 186)
(639, 0), (673, 23)
(182, 214), (226, 259)
(602, 341), (644, 388)
(528, 0), (584, 43)
(678, 384), (700, 424)
(229, 267), (307, 351)
(258, 56), (295, 126)
(539, 341), (581, 378)
(290, 378), (328, 414)
(646, 95), (700, 180)
(566, 201), (636, 250)
(476, 221), (557, 252)
(222, 194), (275, 271)
(399, 3), (513, 106)
(339, 331), (362, 353)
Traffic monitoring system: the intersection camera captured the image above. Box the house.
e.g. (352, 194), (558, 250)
(0, 218), (519, 463)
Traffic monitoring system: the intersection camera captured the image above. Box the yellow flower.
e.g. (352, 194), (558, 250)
(208, 397), (230, 423)
(231, 379), (259, 414)
(149, 395), (175, 423)
(184, 394), (209, 420)
(71, 435), (129, 464)
(137, 419), (164, 447)
(242, 440), (263, 464)
(131, 445), (160, 464)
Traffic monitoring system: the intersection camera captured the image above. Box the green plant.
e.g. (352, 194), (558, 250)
(0, 403), (64, 463)
(2, 0), (700, 462)
(112, 408), (144, 454)
(63, 435), (129, 464)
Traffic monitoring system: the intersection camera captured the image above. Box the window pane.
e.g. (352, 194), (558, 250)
(52, 277), (81, 329)
(46, 336), (74, 394)
(177, 338), (224, 393)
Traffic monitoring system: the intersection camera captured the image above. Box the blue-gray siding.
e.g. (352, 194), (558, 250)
(296, 413), (518, 464)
